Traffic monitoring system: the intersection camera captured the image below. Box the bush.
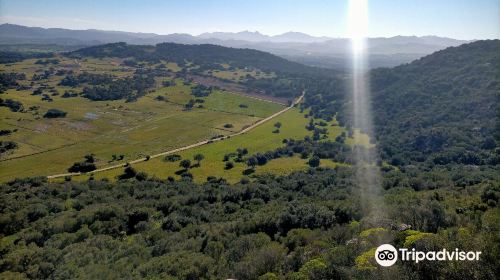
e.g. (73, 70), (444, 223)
(225, 161), (234, 170)
(164, 154), (181, 162)
(43, 109), (67, 118)
(118, 166), (137, 180)
(179, 159), (191, 170)
(68, 161), (96, 173)
(0, 140), (18, 154)
(308, 156), (320, 167)
(0, 98), (23, 112)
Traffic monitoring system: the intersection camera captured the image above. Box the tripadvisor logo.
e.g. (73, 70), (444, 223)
(374, 244), (482, 267)
(375, 244), (398, 267)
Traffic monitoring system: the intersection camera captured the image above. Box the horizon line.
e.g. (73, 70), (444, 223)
(0, 22), (484, 41)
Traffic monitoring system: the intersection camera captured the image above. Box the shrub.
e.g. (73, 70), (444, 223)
(308, 156), (320, 167)
(43, 109), (67, 118)
(68, 162), (96, 173)
(0, 98), (23, 112)
(164, 154), (181, 162)
(225, 161), (234, 170)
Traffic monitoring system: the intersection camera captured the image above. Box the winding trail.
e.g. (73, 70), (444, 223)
(47, 92), (304, 179)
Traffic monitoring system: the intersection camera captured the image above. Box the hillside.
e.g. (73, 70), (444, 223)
(0, 39), (499, 279)
(69, 42), (318, 75)
(371, 40), (500, 169)
(0, 24), (468, 69)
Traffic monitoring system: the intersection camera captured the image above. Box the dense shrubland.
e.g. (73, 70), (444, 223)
(0, 166), (498, 279)
(370, 40), (500, 169)
(0, 40), (499, 279)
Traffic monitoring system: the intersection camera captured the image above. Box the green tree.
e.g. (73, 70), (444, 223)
(247, 156), (258, 169)
(308, 156), (320, 167)
(194, 154), (205, 166)
(179, 159), (191, 170)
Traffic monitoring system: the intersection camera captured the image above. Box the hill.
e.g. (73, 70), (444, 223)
(69, 42), (318, 76)
(370, 40), (499, 176)
(0, 39), (499, 279)
(0, 24), (469, 69)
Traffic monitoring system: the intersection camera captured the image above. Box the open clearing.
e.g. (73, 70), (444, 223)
(75, 107), (348, 184)
(0, 57), (285, 181)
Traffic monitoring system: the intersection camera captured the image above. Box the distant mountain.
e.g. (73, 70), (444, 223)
(198, 30), (331, 43)
(0, 23), (470, 69)
(271, 32), (331, 43)
(198, 31), (270, 42)
(0, 23), (157, 45)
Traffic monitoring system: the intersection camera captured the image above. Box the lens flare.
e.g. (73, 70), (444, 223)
(348, 0), (368, 54)
(347, 0), (385, 223)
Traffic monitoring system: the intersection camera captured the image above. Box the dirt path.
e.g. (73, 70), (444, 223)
(47, 92), (304, 179)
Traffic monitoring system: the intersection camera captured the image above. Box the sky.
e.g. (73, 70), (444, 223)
(0, 0), (498, 40)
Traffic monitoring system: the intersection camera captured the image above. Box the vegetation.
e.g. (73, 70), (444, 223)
(69, 42), (325, 76)
(0, 140), (18, 155)
(0, 40), (499, 279)
(370, 40), (499, 168)
(0, 98), (23, 112)
(81, 75), (155, 101)
(67, 155), (97, 173)
(0, 55), (285, 180)
(0, 167), (498, 279)
(43, 109), (67, 118)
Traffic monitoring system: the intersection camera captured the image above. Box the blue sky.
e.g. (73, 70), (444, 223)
(0, 0), (498, 39)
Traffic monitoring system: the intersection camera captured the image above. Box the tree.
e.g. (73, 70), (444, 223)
(194, 154), (205, 166)
(118, 166), (137, 180)
(68, 161), (96, 173)
(247, 156), (258, 169)
(179, 159), (191, 170)
(308, 156), (320, 167)
(0, 98), (24, 112)
(225, 161), (234, 170)
(43, 108), (67, 118)
(273, 122), (282, 133)
(84, 154), (95, 163)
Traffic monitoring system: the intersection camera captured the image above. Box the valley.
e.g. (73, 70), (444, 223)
(0, 38), (498, 280)
(0, 46), (356, 182)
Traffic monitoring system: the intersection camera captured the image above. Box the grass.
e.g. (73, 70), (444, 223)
(0, 58), (284, 182)
(202, 90), (284, 118)
(1, 56), (369, 183)
(209, 67), (275, 82)
(81, 108), (347, 184)
(346, 129), (375, 148)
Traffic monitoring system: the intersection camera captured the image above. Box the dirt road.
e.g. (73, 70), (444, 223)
(47, 92), (304, 179)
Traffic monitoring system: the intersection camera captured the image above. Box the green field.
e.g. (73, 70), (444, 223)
(0, 57), (286, 181)
(1, 55), (363, 183)
(209, 67), (275, 82)
(79, 108), (348, 183)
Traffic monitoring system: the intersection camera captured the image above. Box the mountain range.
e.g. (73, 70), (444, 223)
(0, 24), (470, 68)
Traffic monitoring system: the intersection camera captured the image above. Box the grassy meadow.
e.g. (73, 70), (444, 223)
(0, 57), (285, 181)
(77, 108), (349, 183)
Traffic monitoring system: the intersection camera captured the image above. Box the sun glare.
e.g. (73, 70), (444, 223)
(348, 0), (369, 53)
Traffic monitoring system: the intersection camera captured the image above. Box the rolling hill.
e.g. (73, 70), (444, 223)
(370, 40), (500, 169)
(0, 37), (498, 279)
(0, 24), (469, 69)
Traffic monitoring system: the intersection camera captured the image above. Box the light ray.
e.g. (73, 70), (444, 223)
(347, 0), (385, 223)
